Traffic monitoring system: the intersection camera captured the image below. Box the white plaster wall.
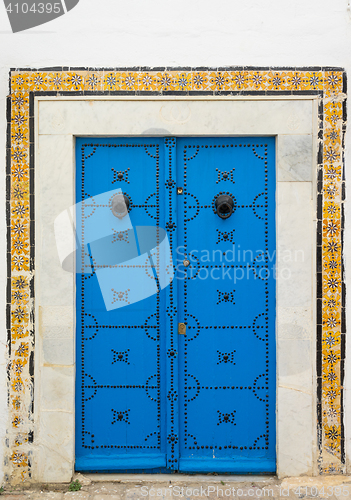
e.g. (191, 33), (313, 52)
(0, 0), (351, 483)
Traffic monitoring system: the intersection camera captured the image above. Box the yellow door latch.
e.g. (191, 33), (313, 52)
(178, 323), (186, 335)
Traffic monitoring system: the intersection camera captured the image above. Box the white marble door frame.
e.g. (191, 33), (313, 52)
(34, 96), (317, 481)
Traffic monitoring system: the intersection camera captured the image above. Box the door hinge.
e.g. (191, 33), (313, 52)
(178, 323), (186, 335)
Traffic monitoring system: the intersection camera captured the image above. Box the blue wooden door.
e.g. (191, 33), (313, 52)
(75, 136), (276, 473)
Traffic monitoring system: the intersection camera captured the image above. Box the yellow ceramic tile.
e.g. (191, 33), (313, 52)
(323, 201), (341, 219)
(247, 71), (268, 90)
(192, 72), (209, 91)
(137, 72), (157, 91)
(323, 255), (341, 275)
(12, 255), (30, 273)
(324, 164), (342, 184)
(14, 434), (28, 447)
(323, 246), (341, 268)
(320, 464), (344, 474)
(325, 127), (341, 147)
(11, 286), (29, 305)
(266, 71), (288, 91)
(84, 72), (103, 91)
(103, 72), (121, 91)
(322, 384), (341, 404)
(11, 145), (28, 164)
(154, 72), (174, 91)
(120, 72), (138, 91)
(287, 71), (306, 91)
(11, 235), (30, 255)
(11, 451), (28, 467)
(323, 219), (341, 239)
(323, 180), (341, 201)
(46, 72), (65, 91)
(11, 201), (29, 219)
(322, 329), (341, 348)
(11, 93), (29, 112)
(324, 71), (343, 95)
(29, 72), (50, 91)
(13, 359), (26, 375)
(303, 71), (323, 91)
(11, 183), (30, 202)
(209, 71), (231, 91)
(11, 218), (30, 240)
(11, 304), (29, 324)
(11, 376), (24, 393)
(173, 72), (192, 91)
(11, 326), (29, 343)
(11, 73), (30, 92)
(324, 424), (341, 445)
(323, 145), (341, 165)
(230, 71), (249, 90)
(12, 396), (22, 410)
(322, 269), (341, 292)
(325, 101), (343, 125)
(65, 71), (86, 91)
(11, 126), (29, 148)
(323, 348), (341, 367)
(11, 164), (29, 185)
(15, 342), (29, 359)
(322, 365), (340, 385)
(322, 310), (341, 329)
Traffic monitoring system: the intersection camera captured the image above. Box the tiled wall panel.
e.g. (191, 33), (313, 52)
(6, 67), (346, 481)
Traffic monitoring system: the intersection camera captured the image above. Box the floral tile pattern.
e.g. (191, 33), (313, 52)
(7, 67), (346, 481)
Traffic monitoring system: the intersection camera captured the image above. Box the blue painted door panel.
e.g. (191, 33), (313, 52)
(75, 138), (167, 471)
(75, 136), (276, 473)
(176, 137), (276, 473)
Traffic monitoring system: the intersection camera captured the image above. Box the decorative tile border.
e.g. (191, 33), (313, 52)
(6, 67), (346, 481)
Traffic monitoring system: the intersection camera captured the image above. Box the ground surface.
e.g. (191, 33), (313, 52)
(1, 474), (351, 500)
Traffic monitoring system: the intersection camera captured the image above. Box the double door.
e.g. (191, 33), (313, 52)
(75, 136), (276, 473)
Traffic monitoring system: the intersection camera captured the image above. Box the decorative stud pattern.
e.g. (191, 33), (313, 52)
(112, 167), (130, 184)
(111, 288), (130, 306)
(112, 349), (130, 365)
(217, 290), (235, 305)
(216, 167), (235, 184)
(217, 410), (236, 425)
(111, 409), (130, 425)
(217, 350), (236, 365)
(112, 228), (130, 244)
(6, 67), (346, 480)
(164, 137), (179, 469)
(216, 229), (235, 244)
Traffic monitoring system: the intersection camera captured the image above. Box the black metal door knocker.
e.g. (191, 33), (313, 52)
(111, 193), (130, 219)
(215, 194), (235, 219)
